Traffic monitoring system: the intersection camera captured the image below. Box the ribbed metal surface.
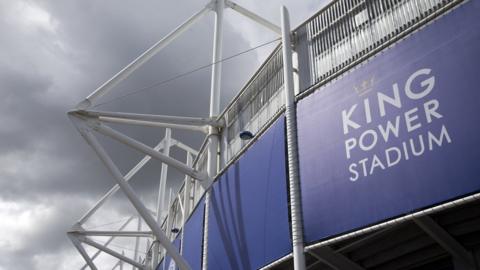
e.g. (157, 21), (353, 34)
(305, 0), (460, 85)
(225, 46), (284, 142)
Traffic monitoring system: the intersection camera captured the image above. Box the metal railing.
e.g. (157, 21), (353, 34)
(219, 45), (286, 163)
(224, 45), (284, 142)
(302, 0), (461, 87)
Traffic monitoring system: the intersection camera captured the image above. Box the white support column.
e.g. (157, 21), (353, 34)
(120, 252), (125, 270)
(79, 127), (191, 270)
(209, 0), (224, 120)
(75, 7), (210, 110)
(183, 154), (193, 221)
(180, 153), (193, 256)
(145, 239), (152, 269)
(153, 128), (172, 265)
(133, 216), (142, 270)
(203, 0), (225, 269)
(79, 236), (145, 270)
(281, 6), (307, 270)
(158, 129), (172, 223)
(166, 188), (174, 238)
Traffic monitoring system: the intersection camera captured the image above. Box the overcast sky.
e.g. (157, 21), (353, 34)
(0, 1), (327, 269)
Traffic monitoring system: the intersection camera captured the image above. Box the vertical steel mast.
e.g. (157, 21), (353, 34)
(153, 128), (172, 265)
(281, 6), (307, 270)
(203, 0), (224, 268)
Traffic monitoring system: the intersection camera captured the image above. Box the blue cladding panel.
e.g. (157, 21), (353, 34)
(297, 1), (480, 243)
(157, 238), (181, 270)
(208, 117), (291, 270)
(182, 202), (204, 270)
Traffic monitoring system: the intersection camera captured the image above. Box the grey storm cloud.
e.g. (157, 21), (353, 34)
(0, 0), (322, 269)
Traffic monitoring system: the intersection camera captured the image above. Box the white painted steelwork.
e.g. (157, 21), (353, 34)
(281, 6), (307, 270)
(67, 1), (282, 269)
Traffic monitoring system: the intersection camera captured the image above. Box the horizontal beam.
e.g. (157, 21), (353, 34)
(72, 230), (153, 237)
(414, 215), (475, 268)
(79, 236), (145, 270)
(225, 0), (281, 35)
(98, 117), (208, 133)
(75, 110), (223, 127)
(75, 6), (211, 109)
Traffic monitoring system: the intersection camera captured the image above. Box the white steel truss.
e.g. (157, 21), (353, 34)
(67, 1), (287, 269)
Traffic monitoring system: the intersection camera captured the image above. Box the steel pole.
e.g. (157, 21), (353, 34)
(281, 6), (307, 270)
(203, 0), (225, 269)
(153, 129), (172, 265)
(120, 252), (124, 270)
(133, 216), (142, 270)
(180, 153), (193, 256)
(80, 128), (191, 270)
(166, 188), (174, 238)
(158, 129), (172, 223)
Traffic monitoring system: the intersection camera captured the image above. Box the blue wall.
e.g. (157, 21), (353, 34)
(157, 238), (181, 270)
(297, 1), (480, 243)
(207, 117), (292, 270)
(182, 202), (204, 270)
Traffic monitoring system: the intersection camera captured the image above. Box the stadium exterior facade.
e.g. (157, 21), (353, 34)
(67, 0), (480, 269)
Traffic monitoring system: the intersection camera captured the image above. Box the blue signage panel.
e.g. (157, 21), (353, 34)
(182, 202), (204, 270)
(207, 117), (291, 270)
(297, 1), (480, 243)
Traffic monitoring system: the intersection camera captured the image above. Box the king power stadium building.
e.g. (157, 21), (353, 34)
(67, 0), (480, 269)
